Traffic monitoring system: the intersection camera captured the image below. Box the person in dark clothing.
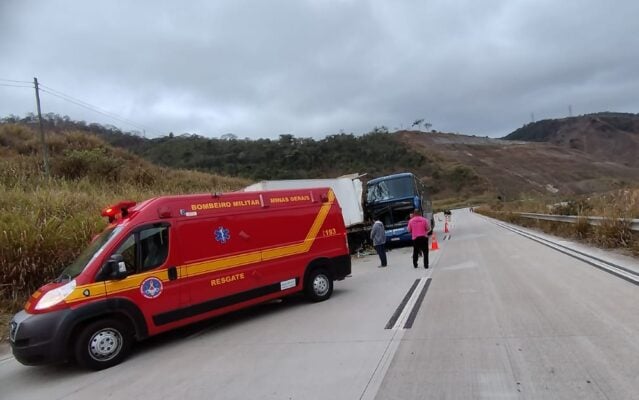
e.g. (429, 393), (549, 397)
(370, 219), (387, 267)
(407, 209), (430, 268)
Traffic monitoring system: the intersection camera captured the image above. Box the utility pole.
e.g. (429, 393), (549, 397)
(33, 77), (50, 177)
(568, 104), (573, 117)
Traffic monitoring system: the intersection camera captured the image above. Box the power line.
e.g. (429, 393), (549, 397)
(2, 78), (159, 136)
(42, 88), (139, 126)
(39, 83), (150, 131)
(40, 84), (126, 115)
(0, 83), (33, 88)
(0, 78), (32, 84)
(39, 88), (152, 133)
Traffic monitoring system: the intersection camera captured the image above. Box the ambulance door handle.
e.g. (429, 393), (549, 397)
(167, 266), (178, 281)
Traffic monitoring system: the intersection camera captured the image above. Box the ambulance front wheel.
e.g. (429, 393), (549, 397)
(74, 318), (133, 370)
(305, 268), (333, 302)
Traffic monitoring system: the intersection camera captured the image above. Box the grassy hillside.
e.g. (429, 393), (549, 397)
(504, 112), (639, 142)
(134, 132), (428, 180)
(0, 124), (249, 313)
(395, 130), (639, 202)
(503, 113), (639, 167)
(3, 116), (492, 207)
(6, 112), (639, 216)
(87, 116), (639, 207)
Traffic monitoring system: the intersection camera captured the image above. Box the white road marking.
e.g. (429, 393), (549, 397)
(359, 328), (406, 400)
(392, 278), (428, 330)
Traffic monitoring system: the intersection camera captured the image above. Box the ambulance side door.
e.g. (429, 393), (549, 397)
(101, 222), (186, 332)
(176, 214), (262, 314)
(181, 207), (312, 311)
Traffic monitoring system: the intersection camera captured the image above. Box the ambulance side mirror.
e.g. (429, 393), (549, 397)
(99, 254), (129, 281)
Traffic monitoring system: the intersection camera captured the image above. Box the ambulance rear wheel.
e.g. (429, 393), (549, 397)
(305, 268), (333, 302)
(74, 318), (132, 370)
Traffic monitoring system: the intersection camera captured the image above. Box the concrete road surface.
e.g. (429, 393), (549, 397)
(1, 210), (638, 400)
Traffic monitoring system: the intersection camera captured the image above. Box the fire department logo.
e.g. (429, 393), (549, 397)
(140, 277), (163, 299)
(214, 226), (230, 244)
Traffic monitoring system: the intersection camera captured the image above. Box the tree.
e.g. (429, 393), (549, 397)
(278, 134), (294, 145)
(221, 133), (237, 141)
(371, 126), (389, 134)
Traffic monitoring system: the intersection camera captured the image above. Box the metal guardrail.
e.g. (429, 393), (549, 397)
(516, 212), (639, 231)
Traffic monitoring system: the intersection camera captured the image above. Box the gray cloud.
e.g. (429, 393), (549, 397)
(1, 0), (638, 139)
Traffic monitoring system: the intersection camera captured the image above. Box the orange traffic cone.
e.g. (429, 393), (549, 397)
(430, 232), (439, 250)
(444, 222), (449, 233)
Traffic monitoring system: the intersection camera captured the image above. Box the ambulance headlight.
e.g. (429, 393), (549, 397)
(35, 280), (76, 310)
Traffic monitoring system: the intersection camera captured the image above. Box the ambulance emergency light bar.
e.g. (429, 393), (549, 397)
(101, 201), (137, 222)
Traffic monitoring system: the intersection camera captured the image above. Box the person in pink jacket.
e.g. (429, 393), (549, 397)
(407, 209), (430, 268)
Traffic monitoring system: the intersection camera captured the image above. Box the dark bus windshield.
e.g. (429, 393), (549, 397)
(366, 176), (416, 203)
(59, 226), (123, 280)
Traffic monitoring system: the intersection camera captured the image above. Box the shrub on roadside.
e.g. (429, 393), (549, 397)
(478, 204), (637, 255)
(574, 217), (592, 239)
(592, 219), (633, 248)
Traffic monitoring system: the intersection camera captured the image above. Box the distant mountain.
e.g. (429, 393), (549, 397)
(503, 113), (639, 167)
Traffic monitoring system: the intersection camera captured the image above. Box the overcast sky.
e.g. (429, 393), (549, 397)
(1, 0), (638, 139)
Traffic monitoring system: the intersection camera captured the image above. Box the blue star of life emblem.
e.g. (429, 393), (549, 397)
(215, 226), (230, 244)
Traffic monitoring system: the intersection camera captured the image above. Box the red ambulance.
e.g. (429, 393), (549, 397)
(9, 187), (351, 370)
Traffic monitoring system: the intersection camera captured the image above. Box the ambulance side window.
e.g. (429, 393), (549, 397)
(140, 226), (169, 272)
(114, 235), (136, 274)
(111, 225), (169, 275)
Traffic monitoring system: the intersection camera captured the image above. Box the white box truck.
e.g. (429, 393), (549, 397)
(244, 174), (368, 250)
(245, 172), (433, 251)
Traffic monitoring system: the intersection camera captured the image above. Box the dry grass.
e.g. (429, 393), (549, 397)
(478, 193), (639, 257)
(0, 124), (250, 327)
(0, 311), (10, 342)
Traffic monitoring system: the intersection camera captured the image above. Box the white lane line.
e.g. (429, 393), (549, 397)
(488, 218), (639, 285)
(359, 328), (406, 400)
(392, 278), (428, 330)
(361, 247), (440, 399)
(362, 277), (434, 398)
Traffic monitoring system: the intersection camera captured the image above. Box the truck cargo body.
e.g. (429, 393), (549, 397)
(244, 176), (365, 229)
(245, 172), (433, 248)
(244, 176), (368, 251)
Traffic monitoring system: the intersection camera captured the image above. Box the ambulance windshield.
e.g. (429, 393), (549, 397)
(58, 226), (123, 281)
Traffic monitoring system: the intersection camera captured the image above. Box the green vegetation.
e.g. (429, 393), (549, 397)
(3, 115), (432, 181)
(0, 124), (248, 317)
(134, 130), (428, 180)
(3, 115), (486, 204)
